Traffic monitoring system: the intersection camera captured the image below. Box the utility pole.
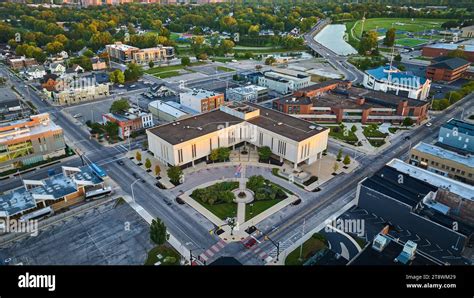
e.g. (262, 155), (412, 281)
(299, 218), (306, 261)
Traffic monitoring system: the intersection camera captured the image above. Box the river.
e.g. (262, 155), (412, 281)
(314, 24), (358, 56)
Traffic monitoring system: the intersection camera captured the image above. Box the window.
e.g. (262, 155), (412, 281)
(209, 139), (212, 151)
(192, 144), (197, 158)
(259, 132), (263, 146)
(178, 149), (183, 163)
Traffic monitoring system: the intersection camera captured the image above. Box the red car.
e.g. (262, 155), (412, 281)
(243, 238), (257, 249)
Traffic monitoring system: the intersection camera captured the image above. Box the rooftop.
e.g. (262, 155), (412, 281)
(366, 66), (428, 89)
(424, 43), (474, 52)
(387, 159), (474, 201)
(0, 87), (19, 104)
(106, 42), (139, 51)
(180, 89), (223, 101)
(0, 166), (104, 217)
(148, 102), (328, 145)
(0, 113), (62, 143)
(227, 85), (267, 94)
(412, 142), (474, 167)
(263, 71), (309, 82)
(442, 118), (473, 136)
(147, 109), (244, 145)
(350, 235), (440, 265)
(429, 57), (470, 70)
(361, 164), (438, 208)
(149, 100), (192, 118)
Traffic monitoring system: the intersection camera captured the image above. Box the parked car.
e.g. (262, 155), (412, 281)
(426, 122), (432, 127)
(117, 160), (125, 166)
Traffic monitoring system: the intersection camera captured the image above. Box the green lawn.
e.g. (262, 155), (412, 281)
(191, 181), (239, 220)
(197, 201), (237, 220)
(145, 62), (207, 75)
(395, 38), (428, 47)
(285, 234), (328, 265)
(145, 245), (181, 265)
(246, 199), (282, 221)
(352, 18), (452, 38)
(363, 126), (388, 138)
(153, 71), (181, 79)
(327, 126), (359, 143)
(217, 66), (235, 72)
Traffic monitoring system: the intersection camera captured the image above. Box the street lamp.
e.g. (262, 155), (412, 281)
(130, 178), (140, 202)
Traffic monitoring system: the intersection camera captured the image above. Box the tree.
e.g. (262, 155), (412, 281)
(219, 39), (235, 54)
(148, 61), (154, 69)
(154, 164), (161, 177)
(447, 49), (468, 59)
(383, 28), (396, 47)
(145, 158), (152, 170)
(136, 151), (142, 162)
(333, 162), (339, 174)
(104, 122), (119, 139)
(258, 146), (272, 161)
(248, 24), (260, 36)
(359, 31), (378, 55)
(337, 149), (343, 161)
(209, 149), (219, 162)
(351, 125), (357, 133)
(167, 166), (183, 185)
(109, 69), (124, 84)
(197, 53), (208, 60)
(265, 56), (276, 65)
(343, 154), (351, 166)
(394, 54), (402, 62)
(124, 63), (144, 82)
(402, 117), (414, 127)
(110, 99), (130, 114)
(181, 56), (191, 66)
(150, 218), (168, 245)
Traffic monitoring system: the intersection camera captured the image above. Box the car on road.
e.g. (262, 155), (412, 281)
(73, 113), (82, 118)
(426, 122), (432, 127)
(117, 160), (125, 165)
(404, 136), (411, 140)
(132, 173), (139, 179)
(118, 84), (124, 88)
(243, 238), (257, 249)
(130, 85), (136, 88)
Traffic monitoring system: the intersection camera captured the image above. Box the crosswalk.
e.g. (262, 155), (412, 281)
(198, 239), (226, 263)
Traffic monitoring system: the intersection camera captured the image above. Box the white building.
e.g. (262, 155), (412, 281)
(179, 89), (225, 113)
(49, 62), (66, 75)
(363, 66), (431, 100)
(226, 85), (268, 102)
(24, 65), (46, 80)
(147, 102), (329, 169)
(258, 71), (311, 94)
(148, 100), (196, 122)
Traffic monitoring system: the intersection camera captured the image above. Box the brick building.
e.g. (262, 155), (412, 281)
(422, 43), (474, 62)
(273, 80), (429, 124)
(425, 57), (470, 82)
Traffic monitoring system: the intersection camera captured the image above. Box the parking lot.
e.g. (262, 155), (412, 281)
(0, 201), (154, 265)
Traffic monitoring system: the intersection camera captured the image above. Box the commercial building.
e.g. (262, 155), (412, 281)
(147, 102), (329, 169)
(46, 76), (110, 106)
(148, 100), (196, 122)
(0, 165), (108, 221)
(461, 25), (474, 38)
(409, 142), (473, 185)
(0, 113), (65, 173)
(106, 42), (175, 65)
(258, 70), (311, 94)
(179, 89), (225, 113)
(437, 118), (473, 154)
(6, 56), (38, 70)
(0, 87), (31, 123)
(421, 43), (474, 62)
(426, 57), (471, 82)
(225, 85), (268, 103)
(363, 66), (431, 100)
(273, 80), (429, 124)
(102, 108), (153, 139)
(355, 159), (473, 265)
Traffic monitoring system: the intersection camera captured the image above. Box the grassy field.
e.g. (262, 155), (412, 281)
(216, 66), (235, 72)
(285, 234), (328, 265)
(153, 71), (181, 79)
(327, 126), (359, 143)
(145, 245), (181, 265)
(352, 18), (452, 38)
(245, 199), (282, 221)
(395, 38), (428, 47)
